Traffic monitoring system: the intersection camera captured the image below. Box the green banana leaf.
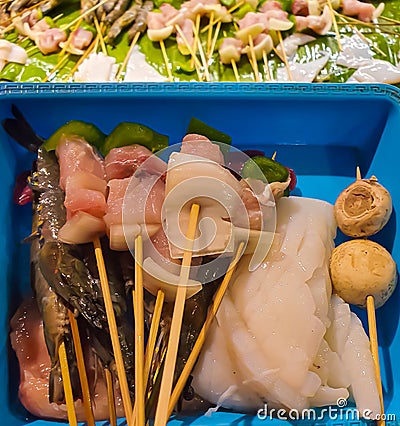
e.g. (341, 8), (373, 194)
(0, 0), (399, 82)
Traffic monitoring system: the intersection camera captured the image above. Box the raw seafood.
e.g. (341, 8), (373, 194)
(10, 298), (125, 421)
(56, 135), (107, 243)
(193, 197), (380, 419)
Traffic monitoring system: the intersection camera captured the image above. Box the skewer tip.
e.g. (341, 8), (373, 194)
(356, 166), (362, 180)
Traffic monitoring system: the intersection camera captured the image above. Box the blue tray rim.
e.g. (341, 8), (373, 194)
(0, 82), (400, 103)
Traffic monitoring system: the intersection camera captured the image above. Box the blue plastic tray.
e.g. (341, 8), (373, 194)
(1, 83), (400, 426)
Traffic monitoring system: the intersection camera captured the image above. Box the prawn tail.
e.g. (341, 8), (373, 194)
(2, 105), (44, 153)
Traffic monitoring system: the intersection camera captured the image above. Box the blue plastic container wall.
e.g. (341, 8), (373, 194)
(1, 82), (400, 426)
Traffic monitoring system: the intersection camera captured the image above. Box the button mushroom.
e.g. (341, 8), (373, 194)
(329, 239), (397, 308)
(334, 176), (392, 238)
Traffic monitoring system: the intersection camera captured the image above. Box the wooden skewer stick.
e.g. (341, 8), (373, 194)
(93, 237), (133, 426)
(191, 14), (201, 69)
(93, 16), (107, 56)
(63, 37), (96, 81)
(42, 53), (71, 82)
(262, 50), (271, 82)
(68, 311), (95, 426)
(3, 0), (48, 29)
(379, 15), (400, 25)
(271, 151), (277, 161)
(59, 341), (78, 426)
(134, 235), (145, 426)
(168, 241), (245, 416)
(154, 204), (200, 426)
(208, 20), (221, 63)
(206, 11), (214, 58)
(116, 31), (141, 81)
(131, 289), (165, 420)
(231, 58), (240, 82)
(105, 369), (117, 426)
(356, 166), (361, 180)
(248, 35), (260, 82)
(277, 30), (293, 82)
(160, 39), (173, 82)
(26, 45), (39, 55)
(61, 0), (108, 30)
(59, 18), (83, 58)
(144, 289), (165, 386)
(195, 22), (211, 81)
(201, 0), (244, 33)
(354, 28), (387, 57)
(326, 0), (342, 51)
(356, 166), (385, 425)
(175, 25), (203, 80)
(366, 296), (385, 426)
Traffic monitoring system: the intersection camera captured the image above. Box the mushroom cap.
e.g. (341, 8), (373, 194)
(330, 239), (397, 308)
(334, 177), (392, 238)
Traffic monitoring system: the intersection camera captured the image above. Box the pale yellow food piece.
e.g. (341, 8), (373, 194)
(330, 239), (397, 308)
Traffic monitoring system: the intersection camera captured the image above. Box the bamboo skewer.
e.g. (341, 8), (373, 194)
(262, 50), (271, 81)
(25, 45), (39, 55)
(59, 18), (83, 58)
(116, 31), (141, 81)
(68, 311), (95, 426)
(206, 11), (214, 58)
(379, 15), (400, 25)
(354, 28), (387, 57)
(42, 53), (70, 82)
(366, 296), (385, 426)
(160, 39), (173, 81)
(61, 0), (108, 30)
(144, 290), (165, 386)
(175, 24), (203, 80)
(134, 235), (145, 426)
(59, 341), (78, 426)
(154, 203), (200, 426)
(131, 289), (165, 421)
(63, 37), (96, 81)
(247, 35), (259, 82)
(355, 166), (385, 426)
(208, 20), (221, 63)
(191, 14), (201, 69)
(201, 0), (244, 33)
(93, 237), (133, 426)
(231, 58), (240, 82)
(195, 23), (210, 81)
(2, 0), (48, 30)
(94, 16), (107, 55)
(105, 369), (117, 426)
(326, 0), (342, 51)
(277, 30), (293, 82)
(168, 241), (245, 416)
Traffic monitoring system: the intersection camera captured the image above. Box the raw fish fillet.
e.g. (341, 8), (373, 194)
(56, 135), (105, 191)
(104, 145), (167, 181)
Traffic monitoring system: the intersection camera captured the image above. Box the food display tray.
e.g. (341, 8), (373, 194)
(1, 82), (400, 426)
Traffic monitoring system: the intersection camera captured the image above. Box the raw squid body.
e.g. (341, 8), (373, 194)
(193, 196), (380, 419)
